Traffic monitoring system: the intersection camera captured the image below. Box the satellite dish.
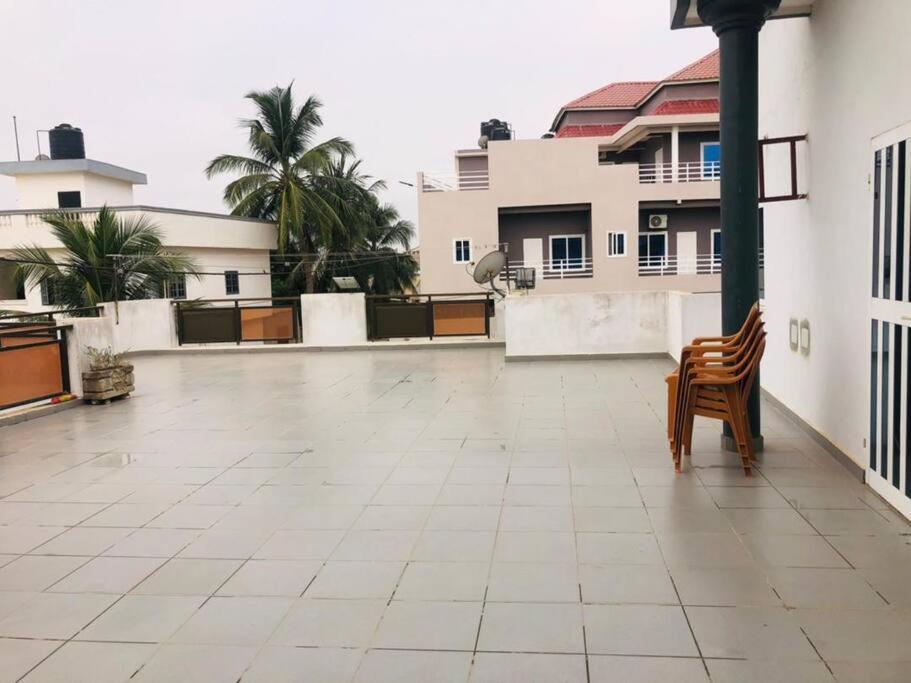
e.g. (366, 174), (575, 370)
(471, 250), (507, 299)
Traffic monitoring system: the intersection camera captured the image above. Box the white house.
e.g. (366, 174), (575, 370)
(0, 124), (277, 311)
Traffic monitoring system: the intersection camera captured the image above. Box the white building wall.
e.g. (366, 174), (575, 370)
(182, 248), (272, 301)
(759, 2), (911, 467)
(15, 172), (89, 209)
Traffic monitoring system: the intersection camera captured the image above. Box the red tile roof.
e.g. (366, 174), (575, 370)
(558, 50), (720, 112)
(562, 81), (658, 110)
(554, 123), (625, 139)
(666, 49), (720, 82)
(651, 98), (720, 115)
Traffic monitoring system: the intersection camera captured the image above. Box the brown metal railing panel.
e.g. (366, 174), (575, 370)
(0, 341), (65, 409)
(0, 324), (55, 348)
(370, 302), (430, 339)
(240, 307), (295, 342)
(432, 302), (487, 336)
(180, 308), (237, 344)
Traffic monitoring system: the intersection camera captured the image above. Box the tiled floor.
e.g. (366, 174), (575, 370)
(0, 348), (909, 682)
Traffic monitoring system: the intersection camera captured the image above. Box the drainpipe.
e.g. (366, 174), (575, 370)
(697, 0), (779, 452)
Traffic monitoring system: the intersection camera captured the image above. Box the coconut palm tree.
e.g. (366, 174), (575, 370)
(318, 195), (418, 295)
(9, 206), (196, 310)
(205, 84), (353, 292)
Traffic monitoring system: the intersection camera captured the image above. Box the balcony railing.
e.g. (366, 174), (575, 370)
(638, 161), (721, 184)
(420, 170), (489, 192)
(638, 250), (764, 276)
(500, 257), (594, 280)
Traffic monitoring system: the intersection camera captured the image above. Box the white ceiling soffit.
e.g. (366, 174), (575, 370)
(671, 0), (814, 29)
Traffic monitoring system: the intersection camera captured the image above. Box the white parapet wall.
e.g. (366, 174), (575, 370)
(505, 290), (668, 359)
(55, 315), (115, 397)
(505, 290), (720, 360)
(102, 299), (177, 353)
(300, 293), (367, 346)
(666, 291), (722, 362)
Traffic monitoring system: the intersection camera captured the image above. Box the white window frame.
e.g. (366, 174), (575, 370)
(710, 228), (722, 270)
(638, 232), (668, 269)
(453, 238), (472, 264)
(700, 141), (721, 179)
(549, 234), (586, 271)
(224, 270), (240, 296)
(606, 231), (627, 258)
(165, 274), (187, 300)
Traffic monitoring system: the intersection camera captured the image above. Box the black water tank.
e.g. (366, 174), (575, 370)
(49, 124), (85, 160)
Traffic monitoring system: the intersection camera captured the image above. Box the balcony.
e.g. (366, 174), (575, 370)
(420, 170), (489, 192)
(500, 257), (594, 281)
(638, 249), (764, 276)
(638, 161), (720, 184)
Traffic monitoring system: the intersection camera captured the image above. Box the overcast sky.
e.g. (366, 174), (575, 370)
(0, 1), (716, 241)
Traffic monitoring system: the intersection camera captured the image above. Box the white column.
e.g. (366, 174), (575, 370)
(671, 126), (680, 182)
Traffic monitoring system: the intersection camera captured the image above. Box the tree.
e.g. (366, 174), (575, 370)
(10, 206), (196, 310)
(319, 195), (418, 295)
(205, 84), (353, 292)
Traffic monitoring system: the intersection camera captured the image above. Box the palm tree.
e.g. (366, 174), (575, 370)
(205, 84), (353, 292)
(318, 195), (418, 295)
(10, 206), (196, 310)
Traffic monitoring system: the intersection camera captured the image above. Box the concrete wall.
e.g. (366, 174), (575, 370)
(182, 248), (272, 301)
(637, 205), (720, 256)
(505, 289), (719, 360)
(505, 290), (669, 358)
(300, 293), (367, 346)
(498, 208), (591, 262)
(102, 299), (177, 353)
(56, 315), (115, 396)
(666, 291), (722, 362)
(758, 3), (911, 468)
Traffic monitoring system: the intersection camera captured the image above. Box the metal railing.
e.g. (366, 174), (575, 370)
(499, 257), (594, 280)
(420, 170), (490, 192)
(174, 297), (301, 345)
(0, 306), (104, 322)
(638, 250), (765, 276)
(638, 161), (721, 184)
(366, 292), (492, 341)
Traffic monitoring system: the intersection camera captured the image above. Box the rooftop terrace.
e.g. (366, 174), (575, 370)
(0, 348), (907, 681)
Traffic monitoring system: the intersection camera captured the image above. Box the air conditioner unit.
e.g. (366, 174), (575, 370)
(648, 214), (668, 230)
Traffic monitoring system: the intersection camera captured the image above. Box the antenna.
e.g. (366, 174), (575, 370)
(471, 250), (507, 300)
(12, 116), (20, 161)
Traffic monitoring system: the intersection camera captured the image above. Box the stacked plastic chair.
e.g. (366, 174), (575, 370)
(666, 304), (765, 476)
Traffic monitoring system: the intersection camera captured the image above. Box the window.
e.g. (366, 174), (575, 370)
(701, 142), (721, 179)
(40, 280), (56, 306)
(550, 235), (585, 270)
(453, 239), (472, 263)
(224, 270), (240, 295)
(607, 231), (627, 257)
(638, 233), (667, 269)
(57, 191), (82, 208)
(711, 229), (722, 271)
(165, 274), (187, 300)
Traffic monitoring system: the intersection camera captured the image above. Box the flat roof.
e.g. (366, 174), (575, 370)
(0, 205), (273, 224)
(0, 158), (147, 185)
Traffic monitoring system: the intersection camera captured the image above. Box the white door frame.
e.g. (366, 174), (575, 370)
(867, 121), (911, 518)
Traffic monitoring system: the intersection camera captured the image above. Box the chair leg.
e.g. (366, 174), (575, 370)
(723, 387), (752, 476)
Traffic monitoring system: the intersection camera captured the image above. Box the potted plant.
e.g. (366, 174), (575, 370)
(83, 346), (134, 404)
